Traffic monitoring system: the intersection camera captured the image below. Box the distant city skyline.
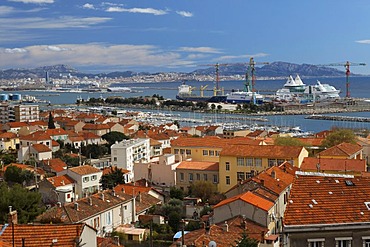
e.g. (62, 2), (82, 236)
(1, 0), (370, 74)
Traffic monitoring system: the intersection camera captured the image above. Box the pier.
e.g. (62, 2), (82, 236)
(305, 114), (370, 122)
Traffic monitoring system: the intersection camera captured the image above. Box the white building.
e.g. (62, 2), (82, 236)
(59, 165), (103, 199)
(134, 154), (181, 186)
(111, 138), (150, 182)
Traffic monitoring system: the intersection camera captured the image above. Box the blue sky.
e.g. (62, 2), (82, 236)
(1, 0), (370, 74)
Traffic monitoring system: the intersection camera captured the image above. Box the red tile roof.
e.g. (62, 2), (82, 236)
(221, 145), (305, 158)
(171, 136), (263, 148)
(114, 184), (151, 196)
(32, 143), (52, 153)
(6, 122), (28, 128)
(45, 128), (68, 136)
(301, 157), (366, 173)
(284, 174), (370, 226)
(0, 223), (88, 247)
(177, 161), (219, 171)
(82, 123), (110, 130)
(20, 132), (51, 141)
(69, 165), (101, 175)
(47, 174), (75, 187)
(318, 142), (362, 157)
(214, 191), (274, 211)
(41, 158), (67, 173)
(0, 132), (17, 139)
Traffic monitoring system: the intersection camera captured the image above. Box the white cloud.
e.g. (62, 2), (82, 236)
(176, 11), (193, 17)
(8, 0), (54, 3)
(0, 16), (112, 29)
(82, 3), (95, 10)
(4, 48), (28, 53)
(179, 46), (223, 54)
(0, 6), (15, 15)
(45, 45), (69, 52)
(215, 53), (269, 61)
(106, 7), (168, 15)
(356, 40), (370, 44)
(0, 43), (196, 70)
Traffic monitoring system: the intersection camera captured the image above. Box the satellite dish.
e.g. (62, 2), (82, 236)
(209, 241), (217, 247)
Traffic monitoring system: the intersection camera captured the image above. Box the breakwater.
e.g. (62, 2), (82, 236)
(305, 114), (370, 122)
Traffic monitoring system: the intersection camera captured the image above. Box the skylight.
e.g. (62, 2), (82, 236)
(345, 180), (354, 186)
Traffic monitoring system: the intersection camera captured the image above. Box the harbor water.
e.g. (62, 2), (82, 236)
(9, 76), (370, 133)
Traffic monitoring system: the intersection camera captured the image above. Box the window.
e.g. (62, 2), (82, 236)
(174, 149), (179, 154)
(277, 159), (285, 165)
(237, 157), (244, 166)
(255, 158), (262, 167)
(364, 239), (370, 247)
(226, 176), (230, 185)
(113, 157), (117, 162)
(246, 172), (253, 179)
(213, 175), (218, 183)
(67, 193), (71, 199)
(215, 151), (220, 156)
(335, 237), (352, 247)
(203, 174), (208, 181)
(196, 173), (200, 180)
(180, 149), (185, 154)
(237, 172), (245, 181)
(203, 150), (208, 156)
(186, 149), (191, 155)
(189, 173), (193, 182)
(83, 176), (89, 183)
(308, 239), (325, 247)
(225, 162), (230, 171)
(93, 217), (100, 229)
(180, 173), (184, 181)
(246, 158), (253, 167)
(91, 175), (97, 181)
(209, 150), (214, 156)
(106, 211), (112, 225)
(268, 159), (276, 167)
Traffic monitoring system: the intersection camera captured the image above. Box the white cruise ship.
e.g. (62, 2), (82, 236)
(275, 75), (340, 103)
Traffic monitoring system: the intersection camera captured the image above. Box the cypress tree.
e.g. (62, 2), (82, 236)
(48, 112), (56, 129)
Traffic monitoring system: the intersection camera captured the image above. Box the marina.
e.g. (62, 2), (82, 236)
(306, 114), (370, 122)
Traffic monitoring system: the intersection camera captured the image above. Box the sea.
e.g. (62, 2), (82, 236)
(8, 76), (370, 133)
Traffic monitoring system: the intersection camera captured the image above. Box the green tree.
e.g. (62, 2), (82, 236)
(173, 120), (180, 129)
(48, 112), (56, 129)
(0, 153), (16, 165)
(167, 211), (182, 232)
(100, 167), (125, 189)
(4, 166), (35, 186)
(0, 182), (44, 224)
(274, 136), (306, 146)
(189, 180), (217, 203)
(321, 128), (357, 148)
(102, 131), (129, 146)
(81, 144), (108, 159)
(170, 186), (184, 200)
(235, 231), (259, 247)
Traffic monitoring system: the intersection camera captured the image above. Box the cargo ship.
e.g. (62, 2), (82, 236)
(176, 82), (227, 102)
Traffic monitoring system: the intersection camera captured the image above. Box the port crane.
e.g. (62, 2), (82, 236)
(199, 63), (229, 96)
(245, 57), (269, 104)
(316, 61), (366, 98)
(199, 85), (208, 97)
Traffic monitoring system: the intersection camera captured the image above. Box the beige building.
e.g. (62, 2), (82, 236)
(175, 160), (219, 192)
(13, 104), (39, 122)
(218, 145), (308, 193)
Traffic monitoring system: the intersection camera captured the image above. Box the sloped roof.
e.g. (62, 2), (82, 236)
(47, 174), (75, 188)
(284, 174), (370, 226)
(69, 165), (101, 176)
(171, 136), (263, 149)
(318, 142), (362, 157)
(45, 128), (68, 136)
(20, 132), (51, 141)
(82, 123), (110, 130)
(0, 132), (17, 139)
(214, 191), (274, 212)
(41, 158), (67, 173)
(177, 161), (219, 171)
(221, 145), (304, 158)
(32, 143), (52, 153)
(170, 216), (267, 247)
(301, 157), (366, 172)
(6, 122), (28, 128)
(0, 223), (87, 247)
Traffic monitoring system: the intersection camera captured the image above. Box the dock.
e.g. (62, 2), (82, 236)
(305, 114), (370, 122)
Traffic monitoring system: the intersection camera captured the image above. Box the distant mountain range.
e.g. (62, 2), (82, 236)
(0, 62), (358, 79)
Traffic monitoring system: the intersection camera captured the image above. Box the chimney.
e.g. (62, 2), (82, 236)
(74, 202), (79, 211)
(137, 192), (141, 202)
(8, 206), (18, 225)
(121, 187), (125, 193)
(222, 221), (229, 232)
(112, 190), (116, 197)
(101, 193), (105, 201)
(271, 171), (276, 179)
(260, 179), (264, 186)
(89, 197), (92, 206)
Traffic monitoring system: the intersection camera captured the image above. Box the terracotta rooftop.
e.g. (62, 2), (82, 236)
(45, 128), (68, 136)
(170, 216), (268, 247)
(20, 132), (51, 141)
(318, 142), (362, 157)
(284, 174), (370, 226)
(114, 184), (151, 196)
(69, 165), (101, 175)
(301, 157), (366, 173)
(47, 174), (75, 187)
(220, 145), (304, 158)
(37, 191), (132, 224)
(177, 161), (219, 171)
(0, 132), (17, 139)
(0, 223), (88, 247)
(82, 123), (110, 130)
(6, 122), (28, 128)
(296, 137), (325, 146)
(41, 158), (67, 173)
(214, 191), (274, 212)
(171, 136), (263, 148)
(32, 143), (52, 153)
